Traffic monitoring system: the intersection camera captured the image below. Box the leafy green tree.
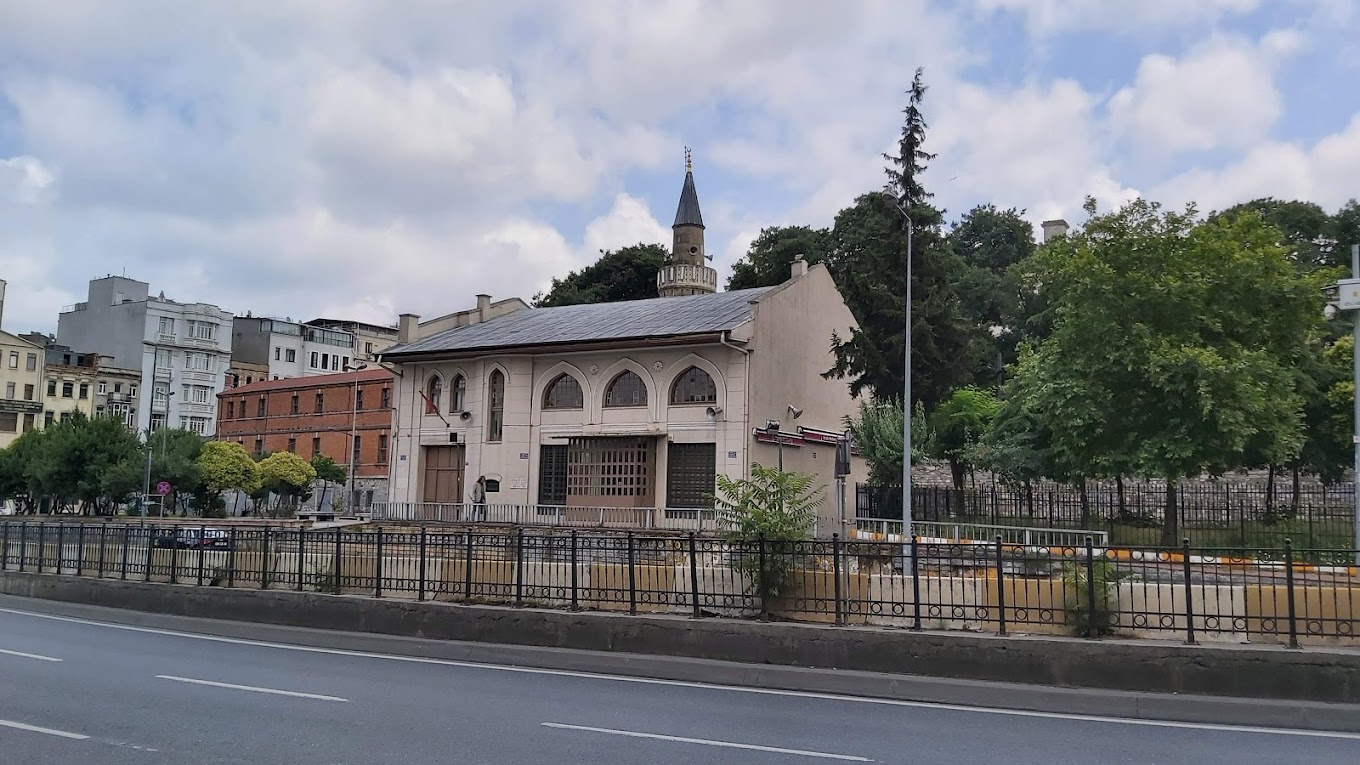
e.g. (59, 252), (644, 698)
(147, 428), (205, 516)
(826, 69), (971, 407)
(198, 441), (261, 509)
(947, 205), (1037, 385)
(25, 413), (142, 515)
(310, 453), (347, 509)
(257, 451), (318, 516)
(846, 400), (930, 487)
(1015, 198), (1320, 544)
(971, 369), (1052, 517)
(726, 225), (832, 290)
(0, 429), (48, 513)
(1328, 200), (1360, 263)
(1211, 198), (1333, 269)
(713, 465), (825, 610)
(533, 244), (667, 307)
(927, 386), (999, 491)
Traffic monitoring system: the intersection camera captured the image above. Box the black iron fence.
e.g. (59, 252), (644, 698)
(2, 520), (1356, 646)
(858, 482), (1359, 550)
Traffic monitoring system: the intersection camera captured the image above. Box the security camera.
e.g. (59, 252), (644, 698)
(705, 405), (723, 420)
(459, 410), (472, 421)
(1324, 303), (1340, 321)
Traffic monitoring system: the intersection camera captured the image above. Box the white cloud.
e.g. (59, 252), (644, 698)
(1108, 36), (1291, 157)
(0, 155), (57, 203)
(582, 194), (669, 255)
(973, 0), (1260, 34)
(1153, 114), (1360, 212)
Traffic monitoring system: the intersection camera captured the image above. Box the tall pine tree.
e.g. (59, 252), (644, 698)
(826, 69), (970, 407)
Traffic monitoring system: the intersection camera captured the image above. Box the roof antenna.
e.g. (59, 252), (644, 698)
(684, 146), (692, 173)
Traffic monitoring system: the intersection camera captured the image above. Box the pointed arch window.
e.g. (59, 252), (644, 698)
(487, 370), (505, 442)
(425, 375), (443, 414)
(450, 374), (467, 413)
(543, 373), (583, 410)
(669, 366), (717, 405)
(604, 370), (647, 408)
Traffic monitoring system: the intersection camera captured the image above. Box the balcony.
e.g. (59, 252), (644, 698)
(656, 263), (718, 293)
(153, 368), (172, 381)
(180, 370), (216, 383)
(157, 333), (177, 344)
(178, 402), (215, 416)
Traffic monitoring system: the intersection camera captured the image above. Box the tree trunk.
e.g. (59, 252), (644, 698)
(1078, 480), (1091, 528)
(949, 458), (965, 492)
(1290, 464), (1301, 519)
(1116, 475), (1126, 519)
(1265, 464), (1277, 520)
(1161, 478), (1179, 547)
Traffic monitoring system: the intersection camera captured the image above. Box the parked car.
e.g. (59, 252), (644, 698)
(152, 527), (233, 551)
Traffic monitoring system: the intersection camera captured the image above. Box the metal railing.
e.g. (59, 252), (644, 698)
(2, 520), (1356, 646)
(854, 518), (1110, 548)
(371, 502), (718, 531)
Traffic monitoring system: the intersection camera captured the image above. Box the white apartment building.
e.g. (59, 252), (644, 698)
(56, 276), (232, 436)
(230, 316), (358, 381)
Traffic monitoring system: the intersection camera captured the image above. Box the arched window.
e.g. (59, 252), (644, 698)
(450, 374), (467, 413)
(669, 366), (717, 405)
(604, 370), (647, 408)
(543, 373), (583, 409)
(425, 375), (443, 414)
(487, 370), (505, 441)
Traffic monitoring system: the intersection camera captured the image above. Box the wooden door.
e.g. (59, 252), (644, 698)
(421, 445), (465, 505)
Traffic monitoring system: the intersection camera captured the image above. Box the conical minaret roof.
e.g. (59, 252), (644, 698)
(673, 149), (704, 228)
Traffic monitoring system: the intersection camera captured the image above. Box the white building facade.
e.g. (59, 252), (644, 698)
(230, 317), (358, 381)
(57, 276), (232, 435)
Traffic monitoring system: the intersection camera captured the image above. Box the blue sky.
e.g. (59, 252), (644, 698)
(1, 0), (1358, 334)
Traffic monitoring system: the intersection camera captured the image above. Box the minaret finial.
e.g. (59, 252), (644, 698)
(684, 146), (692, 173)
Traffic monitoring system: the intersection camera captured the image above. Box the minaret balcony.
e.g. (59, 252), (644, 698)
(657, 264), (718, 293)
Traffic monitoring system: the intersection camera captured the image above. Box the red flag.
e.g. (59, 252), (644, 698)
(419, 390), (438, 414)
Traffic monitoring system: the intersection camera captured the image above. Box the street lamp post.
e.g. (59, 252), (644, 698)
(883, 192), (913, 565)
(347, 363), (369, 513)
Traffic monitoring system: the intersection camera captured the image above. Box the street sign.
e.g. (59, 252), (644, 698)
(156, 481), (172, 496)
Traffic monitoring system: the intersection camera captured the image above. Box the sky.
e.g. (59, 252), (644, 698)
(1, 0), (1358, 335)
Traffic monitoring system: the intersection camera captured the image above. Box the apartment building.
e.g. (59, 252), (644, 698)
(230, 316), (358, 381)
(56, 276), (232, 435)
(0, 280), (44, 446)
(215, 367), (395, 509)
(306, 318), (400, 362)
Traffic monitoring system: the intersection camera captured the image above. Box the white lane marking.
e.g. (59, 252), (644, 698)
(0, 648), (62, 662)
(3, 605), (1358, 741)
(0, 719), (90, 740)
(155, 675), (348, 702)
(543, 722), (871, 761)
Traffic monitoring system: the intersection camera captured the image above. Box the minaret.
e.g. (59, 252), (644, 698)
(657, 148), (718, 297)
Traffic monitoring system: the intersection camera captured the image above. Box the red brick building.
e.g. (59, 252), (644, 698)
(215, 368), (394, 508)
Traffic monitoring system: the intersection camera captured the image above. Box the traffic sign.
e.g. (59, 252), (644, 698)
(156, 481), (172, 496)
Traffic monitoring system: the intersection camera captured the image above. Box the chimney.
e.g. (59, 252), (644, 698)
(398, 313), (420, 344)
(476, 294), (491, 323)
(1041, 219), (1070, 243)
(790, 254), (809, 280)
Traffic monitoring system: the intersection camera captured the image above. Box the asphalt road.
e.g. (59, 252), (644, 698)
(0, 601), (1356, 764)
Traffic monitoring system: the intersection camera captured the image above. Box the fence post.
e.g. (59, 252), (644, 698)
(417, 527), (428, 602)
(570, 530), (580, 611)
(75, 524), (85, 577)
(995, 535), (1008, 636)
(374, 527), (384, 598)
(227, 528), (236, 588)
(0, 521), (7, 571)
(688, 532), (700, 619)
(19, 523), (28, 572)
(627, 531), (637, 615)
(260, 526), (271, 589)
(514, 527), (525, 607)
(1181, 538), (1196, 645)
(144, 525), (154, 583)
(1084, 536), (1097, 639)
(168, 526), (179, 584)
(296, 529), (306, 592)
(97, 524), (107, 578)
(758, 534), (768, 621)
(1284, 538), (1300, 649)
(56, 523), (65, 574)
(333, 526), (342, 593)
(832, 533), (843, 626)
(198, 524), (207, 587)
(911, 535), (922, 631)
(121, 525), (130, 580)
(463, 531), (474, 601)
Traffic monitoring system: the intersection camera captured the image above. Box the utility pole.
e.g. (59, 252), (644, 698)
(1353, 244), (1359, 566)
(883, 192), (914, 565)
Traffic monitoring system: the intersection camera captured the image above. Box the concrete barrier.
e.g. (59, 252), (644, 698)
(2, 569), (1358, 705)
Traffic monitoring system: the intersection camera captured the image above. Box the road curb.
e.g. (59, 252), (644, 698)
(2, 588), (1359, 734)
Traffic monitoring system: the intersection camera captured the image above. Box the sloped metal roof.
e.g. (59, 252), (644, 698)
(384, 287), (772, 358)
(673, 170), (704, 228)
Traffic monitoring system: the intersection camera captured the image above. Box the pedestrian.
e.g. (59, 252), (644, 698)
(470, 476), (487, 522)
